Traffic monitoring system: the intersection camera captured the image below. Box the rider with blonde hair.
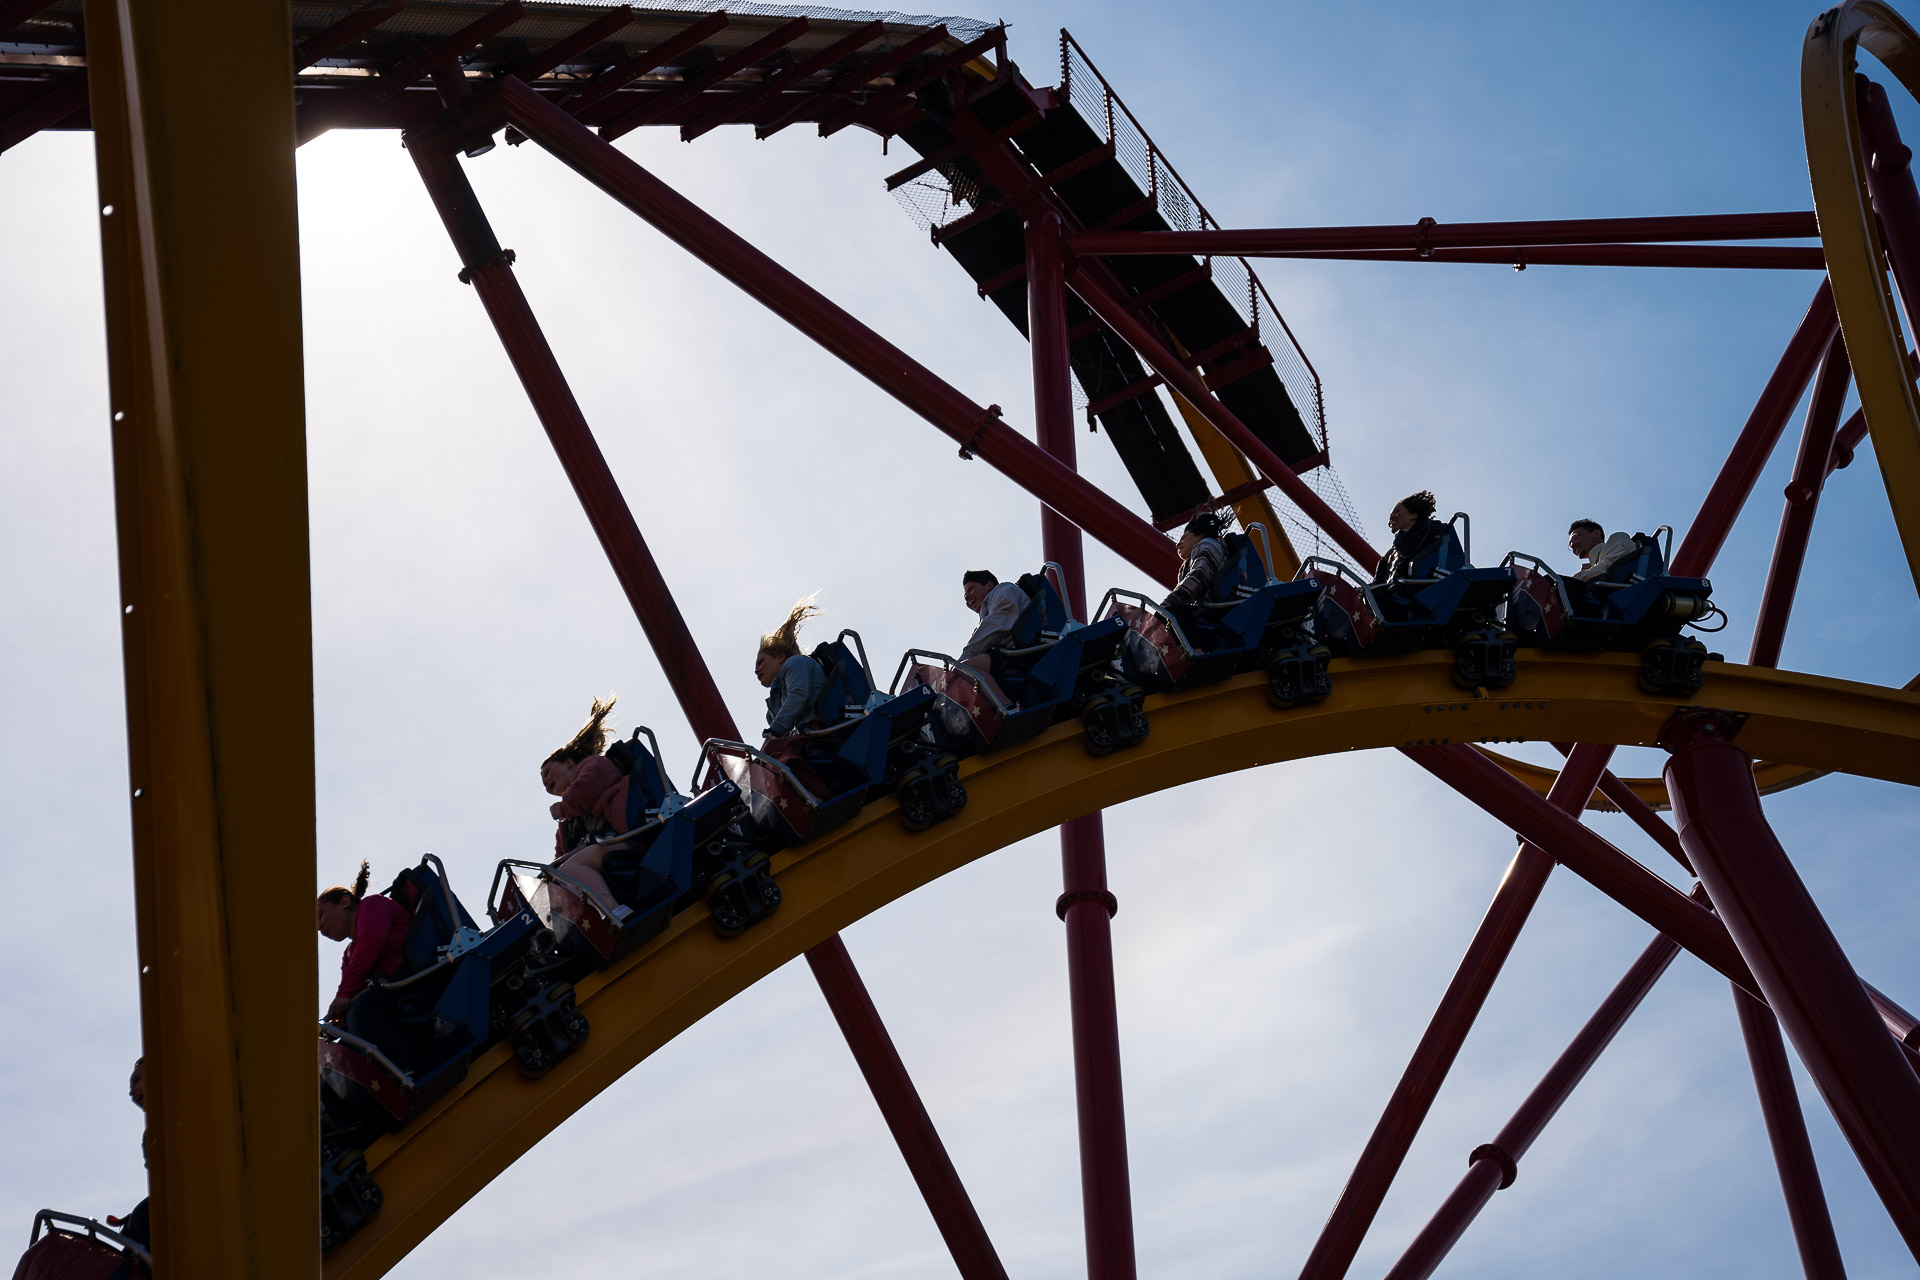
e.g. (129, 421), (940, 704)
(754, 596), (826, 741)
(541, 696), (632, 920)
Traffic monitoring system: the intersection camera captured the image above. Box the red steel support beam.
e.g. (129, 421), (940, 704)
(0, 0), (53, 38)
(488, 75), (1180, 586)
(1733, 984), (1852, 1280)
(1402, 743), (1758, 993)
(561, 11), (729, 119)
(599, 16), (810, 141)
(408, 147), (730, 739)
(0, 78), (87, 154)
(501, 5), (633, 84)
(1070, 211), (1821, 257)
(1673, 280), (1837, 576)
(1751, 327), (1851, 667)
(297, 0), (523, 144)
(1233, 244), (1826, 270)
(1380, 928), (1683, 1280)
(680, 20), (881, 141)
(1030, 209), (1137, 1280)
(291, 0), (404, 70)
(1295, 745), (1614, 1280)
(815, 26), (1005, 138)
(1859, 78), (1920, 343)
(756, 24), (946, 139)
(1664, 711), (1920, 1261)
(408, 139), (1009, 1280)
(1064, 266), (1377, 568)
(806, 937), (1011, 1280)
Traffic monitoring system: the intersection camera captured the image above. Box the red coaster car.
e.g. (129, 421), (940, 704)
(12, 1211), (148, 1280)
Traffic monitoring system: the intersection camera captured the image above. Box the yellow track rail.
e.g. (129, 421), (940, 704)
(1803, 0), (1920, 593)
(326, 652), (1920, 1279)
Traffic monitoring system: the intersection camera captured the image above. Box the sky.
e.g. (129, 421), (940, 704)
(4, 0), (1920, 1276)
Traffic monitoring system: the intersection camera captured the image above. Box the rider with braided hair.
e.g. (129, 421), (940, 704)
(317, 860), (415, 1047)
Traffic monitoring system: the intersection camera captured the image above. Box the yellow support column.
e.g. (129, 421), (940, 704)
(1168, 390), (1302, 579)
(86, 2), (318, 1275)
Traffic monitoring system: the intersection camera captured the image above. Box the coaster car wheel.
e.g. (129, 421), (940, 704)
(707, 872), (750, 939)
(509, 1008), (557, 1079)
(1081, 694), (1119, 757)
(933, 766), (967, 818)
(897, 769), (937, 832)
(744, 855), (781, 923)
(1453, 630), (1518, 691)
(1118, 688), (1149, 746)
(1640, 635), (1709, 696)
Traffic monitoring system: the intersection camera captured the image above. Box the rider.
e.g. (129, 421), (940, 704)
(1372, 490), (1448, 586)
(754, 597), (834, 796)
(1160, 512), (1229, 642)
(1567, 518), (1639, 581)
(958, 570), (1028, 703)
(113, 1056), (149, 1257)
(542, 696), (632, 920)
(318, 861), (417, 1052)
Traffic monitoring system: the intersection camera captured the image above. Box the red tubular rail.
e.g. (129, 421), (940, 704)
(1237, 245), (1825, 270)
(1665, 713), (1920, 1262)
(488, 74), (1180, 587)
(1733, 985), (1851, 1280)
(1030, 209), (1138, 1280)
(1063, 267), (1377, 568)
(1860, 78), (1920, 340)
(1672, 280), (1837, 576)
(1400, 744), (1757, 993)
(1070, 211), (1820, 257)
(1380, 928), (1683, 1280)
(1750, 328), (1851, 668)
(408, 146), (734, 740)
(409, 143), (1010, 1280)
(1294, 746), (1613, 1280)
(806, 937), (1011, 1280)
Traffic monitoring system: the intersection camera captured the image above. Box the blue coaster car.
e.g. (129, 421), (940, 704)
(705, 629), (965, 849)
(895, 565), (1147, 757)
(14, 1210), (150, 1280)
(490, 728), (771, 955)
(318, 855), (584, 1192)
(1502, 526), (1720, 695)
(1308, 513), (1519, 690)
(1099, 524), (1333, 708)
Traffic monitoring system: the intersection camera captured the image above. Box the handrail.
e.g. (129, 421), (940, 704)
(833, 628), (875, 698)
(1652, 523), (1674, 566)
(318, 1023), (418, 1091)
(417, 853), (463, 940)
(627, 724), (675, 798)
(1246, 521), (1280, 584)
(1448, 510), (1472, 564)
(31, 1210), (153, 1271)
(1040, 560), (1077, 622)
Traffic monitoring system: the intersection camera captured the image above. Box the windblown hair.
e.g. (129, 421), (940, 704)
(1184, 511), (1228, 540)
(1568, 518), (1604, 536)
(318, 859), (372, 907)
(1399, 490), (1437, 521)
(758, 595), (821, 661)
(961, 569), (998, 588)
(545, 696), (617, 768)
